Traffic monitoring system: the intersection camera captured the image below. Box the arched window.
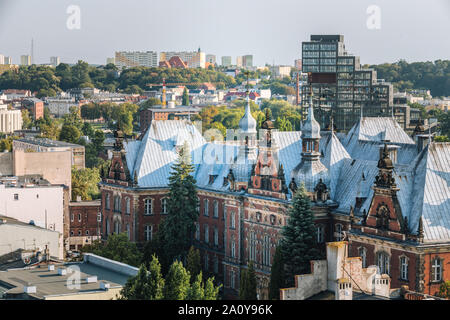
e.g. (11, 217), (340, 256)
(230, 212), (236, 229)
(125, 197), (131, 215)
(114, 195), (121, 212)
(204, 199), (209, 216)
(317, 225), (325, 243)
(262, 235), (271, 266)
(144, 198), (152, 215)
(431, 257), (443, 282)
(213, 200), (219, 218)
(376, 251), (390, 275)
(231, 236), (236, 258)
(105, 193), (110, 210)
(161, 198), (167, 214)
(249, 231), (256, 262)
(358, 247), (367, 268)
(400, 256), (408, 280)
(204, 224), (209, 243)
(214, 227), (219, 246)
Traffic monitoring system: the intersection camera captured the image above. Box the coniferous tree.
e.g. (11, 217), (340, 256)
(268, 245), (285, 300)
(147, 254), (165, 300)
(186, 272), (205, 300)
(186, 246), (201, 281)
(204, 276), (221, 300)
(159, 142), (199, 269)
(182, 87), (190, 106)
(119, 264), (152, 300)
(280, 184), (320, 287)
(163, 260), (191, 300)
(239, 261), (257, 300)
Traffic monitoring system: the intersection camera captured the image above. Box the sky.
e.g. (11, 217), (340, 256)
(0, 0), (449, 66)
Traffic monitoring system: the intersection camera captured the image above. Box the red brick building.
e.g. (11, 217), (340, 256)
(68, 199), (101, 251)
(99, 96), (450, 299)
(22, 98), (44, 120)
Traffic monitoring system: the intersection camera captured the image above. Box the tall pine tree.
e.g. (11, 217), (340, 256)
(280, 184), (320, 287)
(268, 245), (285, 300)
(182, 87), (190, 106)
(163, 260), (191, 300)
(159, 142), (199, 269)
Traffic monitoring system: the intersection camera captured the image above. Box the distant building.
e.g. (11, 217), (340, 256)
(0, 54), (4, 64)
(206, 54), (216, 65)
(242, 55), (253, 68)
(20, 55), (31, 66)
(0, 102), (22, 133)
(139, 105), (201, 133)
(159, 56), (188, 69)
(22, 97), (44, 120)
(221, 56), (232, 67)
(160, 49), (206, 68)
(45, 96), (80, 117)
(236, 56), (243, 68)
(302, 34), (393, 131)
(13, 137), (85, 169)
(294, 59), (302, 70)
(4, 56), (12, 65)
(0, 253), (138, 300)
(270, 65), (292, 79)
(106, 57), (115, 65)
(50, 56), (60, 67)
(115, 51), (158, 69)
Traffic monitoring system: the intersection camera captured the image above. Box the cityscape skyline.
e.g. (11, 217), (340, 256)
(0, 0), (449, 67)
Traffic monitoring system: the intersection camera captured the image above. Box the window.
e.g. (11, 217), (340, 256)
(231, 236), (236, 258)
(214, 227), (219, 246)
(144, 198), (152, 215)
(114, 195), (121, 212)
(213, 256), (219, 274)
(195, 222), (200, 240)
(144, 225), (152, 241)
(400, 256), (408, 281)
(213, 201), (219, 218)
(71, 214), (74, 222)
(230, 212), (235, 229)
(161, 198), (167, 214)
(377, 252), (390, 275)
(262, 235), (271, 266)
(431, 258), (442, 282)
(86, 230), (89, 236)
(114, 221), (120, 234)
(358, 247), (367, 268)
(126, 223), (130, 240)
(249, 232), (256, 262)
(204, 199), (209, 216)
(125, 197), (131, 215)
(105, 219), (110, 235)
(70, 231), (74, 236)
(204, 225), (209, 243)
(317, 225), (325, 243)
(78, 214), (81, 222)
(105, 193), (110, 210)
(14, 194), (19, 201)
(335, 224), (344, 241)
(78, 230), (81, 236)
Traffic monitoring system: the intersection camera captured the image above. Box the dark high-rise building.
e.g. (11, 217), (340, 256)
(301, 35), (393, 131)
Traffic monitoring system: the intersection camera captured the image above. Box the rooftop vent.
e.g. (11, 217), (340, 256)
(99, 281), (110, 290)
(24, 285), (36, 294)
(86, 276), (98, 283)
(48, 265), (55, 271)
(57, 268), (67, 276)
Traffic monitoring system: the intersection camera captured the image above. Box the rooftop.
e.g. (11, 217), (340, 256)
(15, 137), (83, 149)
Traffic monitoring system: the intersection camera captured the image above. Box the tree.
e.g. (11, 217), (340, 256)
(71, 166), (101, 200)
(21, 109), (32, 129)
(119, 264), (153, 300)
(163, 260), (191, 300)
(0, 137), (13, 152)
(59, 123), (81, 143)
(268, 246), (285, 300)
(158, 142), (199, 269)
(186, 246), (201, 281)
(438, 281), (450, 298)
(81, 122), (95, 137)
(204, 276), (221, 300)
(187, 272), (205, 300)
(182, 87), (189, 106)
(87, 232), (142, 267)
(280, 184), (321, 287)
(239, 261), (257, 300)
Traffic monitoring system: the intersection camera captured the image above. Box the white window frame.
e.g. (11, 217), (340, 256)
(317, 225), (325, 243)
(125, 197), (131, 215)
(358, 247), (367, 268)
(432, 258), (442, 282)
(213, 200), (219, 218)
(400, 256), (408, 281)
(214, 227), (219, 246)
(204, 199), (209, 216)
(377, 251), (390, 275)
(144, 225), (152, 241)
(204, 224), (209, 243)
(161, 198), (167, 214)
(144, 198), (152, 215)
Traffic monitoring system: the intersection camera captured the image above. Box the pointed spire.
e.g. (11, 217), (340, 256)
(302, 86), (321, 139)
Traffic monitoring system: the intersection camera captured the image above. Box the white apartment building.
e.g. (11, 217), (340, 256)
(0, 183), (65, 259)
(20, 55), (32, 66)
(270, 65), (292, 79)
(0, 103), (22, 133)
(45, 97), (79, 117)
(160, 50), (206, 68)
(3, 56), (12, 65)
(115, 51), (158, 69)
(50, 56), (60, 67)
(0, 54), (4, 65)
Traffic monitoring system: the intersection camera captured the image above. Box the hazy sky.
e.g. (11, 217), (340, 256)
(0, 0), (449, 66)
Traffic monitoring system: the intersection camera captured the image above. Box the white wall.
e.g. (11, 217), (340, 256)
(0, 184), (64, 258)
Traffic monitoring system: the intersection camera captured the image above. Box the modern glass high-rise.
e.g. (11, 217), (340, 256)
(221, 56), (232, 67)
(301, 35), (393, 131)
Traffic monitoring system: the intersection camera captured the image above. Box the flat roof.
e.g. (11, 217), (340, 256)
(0, 261), (129, 299)
(15, 138), (83, 149)
(69, 200), (101, 207)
